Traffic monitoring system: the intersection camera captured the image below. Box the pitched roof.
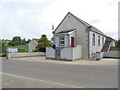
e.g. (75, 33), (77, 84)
(105, 37), (116, 42)
(109, 47), (120, 51)
(53, 12), (107, 36)
(32, 38), (39, 42)
(56, 29), (75, 34)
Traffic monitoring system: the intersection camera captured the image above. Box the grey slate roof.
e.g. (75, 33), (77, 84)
(105, 37), (116, 42)
(72, 13), (107, 36)
(109, 47), (120, 51)
(33, 38), (39, 43)
(56, 29), (76, 34)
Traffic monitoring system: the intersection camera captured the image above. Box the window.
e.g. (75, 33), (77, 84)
(59, 36), (65, 46)
(92, 33), (95, 45)
(98, 36), (100, 46)
(102, 37), (104, 46)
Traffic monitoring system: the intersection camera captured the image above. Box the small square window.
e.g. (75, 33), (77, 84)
(59, 36), (65, 46)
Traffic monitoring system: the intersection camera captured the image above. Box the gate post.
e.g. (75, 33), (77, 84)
(6, 52), (11, 59)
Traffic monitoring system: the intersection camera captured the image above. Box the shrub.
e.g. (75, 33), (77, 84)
(18, 49), (27, 52)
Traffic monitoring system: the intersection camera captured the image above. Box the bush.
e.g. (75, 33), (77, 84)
(18, 49), (27, 52)
(0, 53), (6, 57)
(34, 34), (51, 52)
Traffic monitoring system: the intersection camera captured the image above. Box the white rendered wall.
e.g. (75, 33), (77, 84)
(61, 45), (82, 60)
(104, 51), (120, 58)
(7, 52), (45, 59)
(89, 31), (106, 59)
(73, 45), (82, 60)
(46, 47), (55, 59)
(61, 47), (73, 60)
(28, 40), (38, 52)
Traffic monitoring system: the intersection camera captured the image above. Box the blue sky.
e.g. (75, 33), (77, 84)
(0, 0), (118, 40)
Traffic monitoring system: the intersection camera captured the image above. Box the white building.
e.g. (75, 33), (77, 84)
(46, 12), (117, 60)
(28, 38), (39, 52)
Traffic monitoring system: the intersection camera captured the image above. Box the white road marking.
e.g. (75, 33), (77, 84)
(2, 72), (82, 88)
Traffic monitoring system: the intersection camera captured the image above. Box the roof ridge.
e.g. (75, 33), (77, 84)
(54, 12), (107, 36)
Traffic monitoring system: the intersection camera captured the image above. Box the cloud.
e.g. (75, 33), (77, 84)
(90, 19), (102, 24)
(0, 0), (119, 40)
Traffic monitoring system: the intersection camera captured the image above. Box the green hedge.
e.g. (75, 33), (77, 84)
(0, 53), (6, 57)
(18, 49), (27, 52)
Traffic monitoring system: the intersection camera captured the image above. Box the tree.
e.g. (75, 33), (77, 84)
(21, 38), (27, 45)
(9, 36), (21, 46)
(115, 40), (120, 48)
(27, 39), (31, 44)
(2, 42), (7, 54)
(34, 34), (51, 52)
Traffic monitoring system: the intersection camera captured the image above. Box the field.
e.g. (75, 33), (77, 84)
(7, 45), (28, 52)
(7, 45), (28, 49)
(0, 53), (6, 57)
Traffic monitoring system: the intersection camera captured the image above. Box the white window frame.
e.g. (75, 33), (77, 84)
(59, 36), (65, 46)
(102, 37), (104, 46)
(92, 33), (95, 45)
(98, 36), (100, 46)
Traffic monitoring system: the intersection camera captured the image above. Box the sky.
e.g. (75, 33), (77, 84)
(0, 0), (119, 40)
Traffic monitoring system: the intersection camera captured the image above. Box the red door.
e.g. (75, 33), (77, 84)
(71, 37), (74, 47)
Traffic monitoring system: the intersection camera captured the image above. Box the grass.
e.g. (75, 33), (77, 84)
(7, 45), (28, 49)
(0, 53), (2, 56)
(0, 53), (6, 57)
(7, 45), (28, 52)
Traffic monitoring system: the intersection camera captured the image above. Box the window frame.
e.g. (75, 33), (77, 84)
(59, 36), (65, 46)
(102, 37), (104, 46)
(92, 33), (95, 45)
(98, 35), (100, 46)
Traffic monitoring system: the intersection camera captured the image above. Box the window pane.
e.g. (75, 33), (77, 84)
(59, 36), (65, 46)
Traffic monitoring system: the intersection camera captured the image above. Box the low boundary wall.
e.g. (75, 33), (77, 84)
(7, 52), (45, 59)
(46, 47), (55, 59)
(103, 51), (120, 58)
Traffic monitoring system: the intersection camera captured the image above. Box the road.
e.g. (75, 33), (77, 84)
(2, 59), (118, 88)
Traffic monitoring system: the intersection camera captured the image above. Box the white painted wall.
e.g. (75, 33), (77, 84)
(104, 51), (120, 58)
(110, 41), (115, 47)
(89, 31), (106, 59)
(46, 47), (55, 59)
(61, 47), (73, 60)
(61, 45), (82, 60)
(73, 45), (82, 60)
(7, 48), (18, 53)
(7, 52), (45, 58)
(100, 52), (104, 59)
(28, 40), (38, 52)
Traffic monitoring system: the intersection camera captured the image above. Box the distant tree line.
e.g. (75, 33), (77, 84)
(0, 36), (31, 56)
(8, 36), (31, 46)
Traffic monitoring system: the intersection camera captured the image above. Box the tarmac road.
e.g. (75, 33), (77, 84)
(2, 58), (118, 88)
